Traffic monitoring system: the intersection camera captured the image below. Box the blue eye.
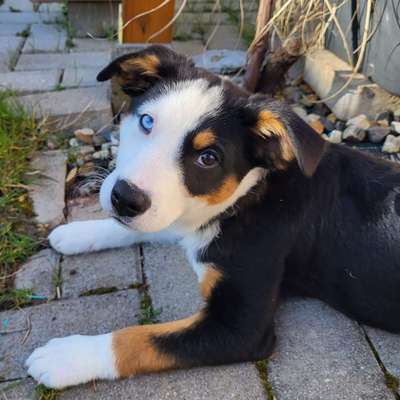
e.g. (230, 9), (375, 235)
(139, 114), (154, 133)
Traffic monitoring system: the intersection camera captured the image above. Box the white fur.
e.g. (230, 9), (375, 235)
(25, 334), (118, 389)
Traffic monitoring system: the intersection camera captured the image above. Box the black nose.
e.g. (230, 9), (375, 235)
(111, 180), (151, 218)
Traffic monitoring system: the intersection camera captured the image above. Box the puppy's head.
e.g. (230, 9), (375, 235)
(98, 46), (326, 233)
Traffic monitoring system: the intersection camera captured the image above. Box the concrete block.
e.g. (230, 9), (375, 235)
(205, 24), (247, 51)
(69, 38), (114, 53)
(0, 0), (35, 12)
(14, 249), (60, 299)
(0, 290), (140, 380)
(304, 49), (400, 120)
(17, 85), (113, 132)
(22, 23), (66, 53)
(39, 2), (64, 13)
(0, 36), (24, 71)
(268, 298), (392, 400)
(62, 67), (104, 88)
(365, 326), (400, 393)
(0, 11), (60, 24)
(0, 69), (60, 94)
(28, 150), (66, 227)
(193, 49), (247, 74)
(171, 40), (204, 57)
(15, 51), (111, 71)
(62, 247), (142, 298)
(0, 22), (29, 36)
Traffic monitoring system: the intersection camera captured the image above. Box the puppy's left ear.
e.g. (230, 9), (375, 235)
(244, 96), (327, 177)
(97, 45), (194, 96)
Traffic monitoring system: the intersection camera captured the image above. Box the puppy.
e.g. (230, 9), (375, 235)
(26, 46), (400, 389)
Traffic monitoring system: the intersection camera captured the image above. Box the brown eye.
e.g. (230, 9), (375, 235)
(196, 150), (220, 168)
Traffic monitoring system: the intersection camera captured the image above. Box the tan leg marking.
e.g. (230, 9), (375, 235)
(200, 265), (223, 300)
(199, 175), (239, 205)
(193, 130), (216, 150)
(113, 312), (202, 376)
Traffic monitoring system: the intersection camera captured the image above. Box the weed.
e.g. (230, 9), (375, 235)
(54, 83), (66, 92)
(173, 32), (194, 42)
(34, 384), (60, 400)
(138, 292), (162, 325)
(103, 25), (117, 42)
(80, 287), (118, 297)
(0, 288), (33, 310)
(7, 50), (19, 71)
(9, 5), (21, 12)
(65, 37), (75, 48)
(255, 360), (276, 400)
(16, 28), (30, 38)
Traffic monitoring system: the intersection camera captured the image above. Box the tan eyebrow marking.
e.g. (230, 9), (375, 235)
(198, 175), (239, 205)
(193, 130), (216, 150)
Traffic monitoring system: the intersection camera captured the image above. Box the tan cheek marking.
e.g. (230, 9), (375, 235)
(199, 176), (239, 205)
(193, 130), (216, 150)
(113, 313), (202, 376)
(200, 265), (223, 300)
(120, 54), (160, 77)
(256, 110), (294, 163)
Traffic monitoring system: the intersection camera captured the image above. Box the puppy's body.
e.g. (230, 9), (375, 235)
(26, 46), (400, 389)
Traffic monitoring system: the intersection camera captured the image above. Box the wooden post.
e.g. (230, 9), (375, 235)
(122, 0), (176, 43)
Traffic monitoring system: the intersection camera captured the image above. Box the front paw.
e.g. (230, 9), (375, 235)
(25, 334), (117, 389)
(49, 222), (100, 255)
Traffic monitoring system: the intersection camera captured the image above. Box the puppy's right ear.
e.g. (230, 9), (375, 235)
(97, 45), (194, 96)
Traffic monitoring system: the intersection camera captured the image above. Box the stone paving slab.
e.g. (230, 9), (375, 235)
(62, 247), (142, 298)
(0, 0), (35, 12)
(14, 249), (60, 299)
(0, 35), (24, 71)
(193, 49), (247, 74)
(69, 38), (114, 53)
(28, 150), (66, 227)
(15, 50), (110, 71)
(22, 23), (66, 53)
(0, 290), (140, 381)
(142, 243), (266, 399)
(0, 69), (60, 94)
(18, 85), (112, 131)
(62, 67), (104, 88)
(0, 11), (60, 24)
(171, 40), (204, 57)
(268, 298), (392, 400)
(0, 22), (29, 36)
(365, 326), (400, 393)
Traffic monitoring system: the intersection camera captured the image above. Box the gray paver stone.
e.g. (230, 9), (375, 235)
(28, 150), (66, 227)
(15, 51), (110, 71)
(62, 67), (104, 88)
(0, 0), (34, 12)
(14, 249), (60, 299)
(0, 69), (60, 94)
(171, 40), (204, 57)
(0, 23), (29, 37)
(69, 38), (114, 53)
(0, 11), (60, 24)
(268, 298), (392, 400)
(0, 35), (24, 71)
(18, 85), (112, 131)
(0, 290), (140, 381)
(365, 326), (400, 393)
(22, 23), (66, 53)
(193, 49), (247, 74)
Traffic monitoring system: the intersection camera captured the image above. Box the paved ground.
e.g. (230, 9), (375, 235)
(1, 1), (400, 399)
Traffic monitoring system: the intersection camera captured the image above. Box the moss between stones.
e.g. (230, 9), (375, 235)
(34, 384), (60, 400)
(79, 286), (118, 297)
(255, 359), (276, 400)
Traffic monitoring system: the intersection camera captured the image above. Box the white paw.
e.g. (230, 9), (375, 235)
(25, 334), (118, 389)
(49, 222), (103, 255)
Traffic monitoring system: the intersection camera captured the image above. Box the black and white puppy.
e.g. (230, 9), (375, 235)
(26, 46), (400, 389)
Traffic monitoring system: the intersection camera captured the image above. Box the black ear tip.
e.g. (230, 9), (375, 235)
(96, 69), (109, 82)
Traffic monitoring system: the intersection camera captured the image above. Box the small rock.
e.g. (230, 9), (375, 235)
(108, 158), (117, 170)
(391, 121), (400, 134)
(74, 128), (95, 144)
(111, 146), (118, 157)
(192, 50), (247, 74)
(382, 135), (400, 153)
(93, 134), (107, 146)
(92, 149), (109, 160)
(69, 138), (79, 147)
(346, 114), (371, 130)
(375, 111), (394, 125)
(300, 94), (318, 108)
(66, 167), (78, 189)
(326, 130), (342, 144)
(307, 114), (325, 134)
(376, 119), (390, 128)
(321, 117), (335, 132)
(78, 162), (96, 177)
(343, 125), (366, 142)
(292, 105), (308, 121)
(79, 145), (95, 155)
(101, 142), (112, 151)
(46, 139), (57, 150)
(327, 113), (337, 124)
(394, 109), (400, 122)
(335, 120), (347, 131)
(367, 127), (391, 143)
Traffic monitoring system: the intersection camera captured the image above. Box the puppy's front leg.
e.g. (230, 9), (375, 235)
(26, 265), (279, 388)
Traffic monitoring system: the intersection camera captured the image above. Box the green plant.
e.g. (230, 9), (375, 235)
(255, 360), (276, 400)
(16, 28), (30, 38)
(0, 288), (33, 310)
(137, 292), (162, 325)
(9, 5), (21, 12)
(34, 384), (60, 400)
(54, 83), (66, 91)
(7, 50), (18, 71)
(103, 25), (117, 42)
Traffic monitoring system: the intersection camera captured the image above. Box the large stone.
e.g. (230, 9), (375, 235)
(365, 326), (400, 393)
(326, 129), (342, 144)
(268, 298), (392, 400)
(171, 40), (204, 57)
(346, 114), (371, 129)
(17, 85), (112, 131)
(0, 69), (60, 94)
(382, 135), (400, 153)
(22, 23), (67, 53)
(367, 126), (391, 144)
(14, 249), (60, 299)
(28, 150), (66, 227)
(193, 49), (247, 74)
(0, 22), (29, 36)
(15, 51), (110, 71)
(0, 290), (140, 381)
(304, 49), (400, 120)
(62, 247), (142, 298)
(0, 11), (60, 24)
(343, 125), (366, 142)
(62, 67), (104, 88)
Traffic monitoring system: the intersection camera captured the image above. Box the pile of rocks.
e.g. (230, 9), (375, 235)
(284, 80), (400, 153)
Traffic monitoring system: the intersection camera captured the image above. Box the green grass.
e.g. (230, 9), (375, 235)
(9, 5), (21, 12)
(0, 91), (46, 290)
(138, 292), (162, 325)
(16, 28), (30, 38)
(0, 288), (33, 309)
(34, 384), (60, 400)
